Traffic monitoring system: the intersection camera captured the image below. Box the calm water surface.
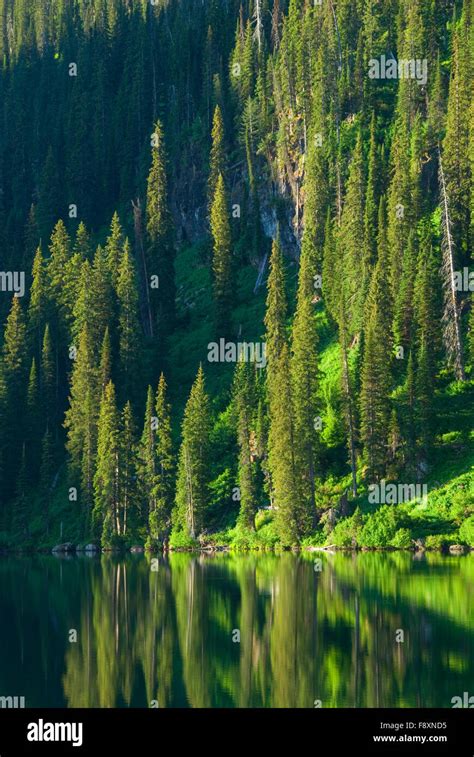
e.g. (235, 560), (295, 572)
(0, 552), (472, 707)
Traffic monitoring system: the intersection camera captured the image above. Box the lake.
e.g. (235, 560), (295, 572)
(0, 552), (472, 708)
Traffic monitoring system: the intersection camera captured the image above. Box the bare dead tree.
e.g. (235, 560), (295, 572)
(438, 149), (465, 381)
(253, 0), (263, 53)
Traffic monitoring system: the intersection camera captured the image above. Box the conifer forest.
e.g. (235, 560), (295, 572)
(0, 0), (473, 555)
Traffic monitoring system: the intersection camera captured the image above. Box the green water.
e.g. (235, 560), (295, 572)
(0, 552), (472, 708)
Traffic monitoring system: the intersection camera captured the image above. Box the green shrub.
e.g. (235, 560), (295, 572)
(301, 530), (327, 548)
(359, 506), (403, 547)
(169, 528), (200, 550)
(255, 521), (280, 549)
(255, 509), (274, 530)
(459, 515), (474, 546)
(230, 528), (257, 551)
(390, 528), (413, 549)
(329, 507), (364, 548)
(424, 533), (458, 550)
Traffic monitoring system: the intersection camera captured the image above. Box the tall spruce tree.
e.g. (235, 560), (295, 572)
(174, 366), (212, 540)
(442, 23), (472, 259)
(210, 172), (233, 335)
(359, 267), (392, 482)
(93, 380), (121, 543)
(64, 324), (99, 525)
(208, 105), (227, 202)
(28, 246), (50, 358)
(119, 401), (138, 538)
(264, 237), (304, 543)
(117, 242), (141, 404)
(146, 120), (175, 336)
(137, 386), (158, 530)
(291, 246), (319, 520)
(234, 360), (258, 531)
(151, 373), (174, 542)
(338, 133), (366, 333)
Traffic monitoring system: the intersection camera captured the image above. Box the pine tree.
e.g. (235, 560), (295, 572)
(72, 248), (113, 358)
(151, 373), (174, 542)
(3, 296), (27, 378)
(117, 242), (141, 404)
(395, 0), (426, 124)
(264, 237), (304, 543)
(105, 212), (125, 288)
(28, 245), (50, 357)
(91, 245), (114, 348)
(300, 120), (329, 272)
(210, 173), (233, 335)
(74, 221), (91, 260)
(264, 236), (287, 364)
(234, 361), (258, 531)
(393, 230), (417, 353)
(413, 224), (441, 366)
(137, 386), (158, 529)
(93, 380), (121, 543)
(321, 211), (338, 320)
(62, 248), (84, 332)
(174, 366), (212, 540)
(291, 247), (319, 521)
(119, 401), (138, 538)
(387, 118), (414, 297)
(64, 325), (99, 523)
(208, 104), (226, 202)
(48, 220), (71, 315)
(146, 120), (175, 335)
(267, 341), (302, 544)
(363, 113), (381, 269)
(338, 133), (366, 333)
(372, 196), (392, 347)
(442, 24), (472, 259)
(359, 280), (391, 483)
(99, 326), (113, 395)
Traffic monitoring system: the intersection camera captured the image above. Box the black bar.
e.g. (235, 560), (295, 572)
(0, 708), (472, 755)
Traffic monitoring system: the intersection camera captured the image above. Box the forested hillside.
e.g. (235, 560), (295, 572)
(0, 0), (472, 551)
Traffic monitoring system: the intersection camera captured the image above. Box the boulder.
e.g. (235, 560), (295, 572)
(52, 542), (74, 554)
(84, 543), (99, 552)
(449, 544), (465, 554)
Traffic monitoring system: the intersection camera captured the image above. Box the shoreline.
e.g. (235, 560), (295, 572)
(0, 544), (472, 557)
